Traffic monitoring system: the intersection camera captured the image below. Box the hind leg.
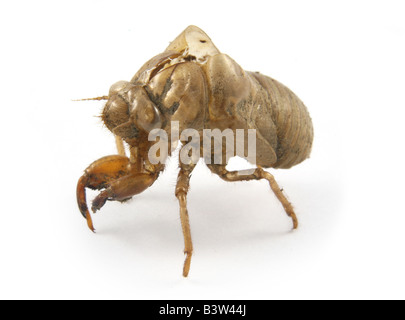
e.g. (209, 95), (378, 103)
(207, 164), (298, 229)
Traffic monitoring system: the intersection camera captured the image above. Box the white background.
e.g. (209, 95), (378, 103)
(0, 0), (404, 300)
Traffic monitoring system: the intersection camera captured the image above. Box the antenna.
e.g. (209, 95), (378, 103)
(72, 96), (109, 102)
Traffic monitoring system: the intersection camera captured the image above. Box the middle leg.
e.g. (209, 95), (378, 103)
(175, 159), (197, 277)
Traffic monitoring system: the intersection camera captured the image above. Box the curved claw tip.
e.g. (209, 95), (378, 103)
(77, 175), (97, 233)
(86, 213), (96, 233)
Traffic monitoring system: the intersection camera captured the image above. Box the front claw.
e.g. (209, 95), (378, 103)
(76, 155), (130, 232)
(77, 155), (160, 232)
(91, 172), (158, 213)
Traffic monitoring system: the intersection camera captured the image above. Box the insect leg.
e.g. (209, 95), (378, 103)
(77, 155), (131, 232)
(77, 155), (159, 232)
(91, 171), (157, 213)
(175, 159), (197, 277)
(206, 164), (298, 229)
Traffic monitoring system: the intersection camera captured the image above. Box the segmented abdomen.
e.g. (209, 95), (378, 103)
(250, 72), (314, 169)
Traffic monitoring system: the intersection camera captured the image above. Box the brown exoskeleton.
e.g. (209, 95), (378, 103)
(76, 26), (314, 277)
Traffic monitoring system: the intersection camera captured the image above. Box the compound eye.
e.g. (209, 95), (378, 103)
(136, 103), (162, 132)
(102, 95), (129, 130)
(109, 81), (129, 96)
(129, 88), (162, 132)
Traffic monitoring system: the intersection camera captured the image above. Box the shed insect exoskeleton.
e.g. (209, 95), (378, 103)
(76, 26), (314, 277)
